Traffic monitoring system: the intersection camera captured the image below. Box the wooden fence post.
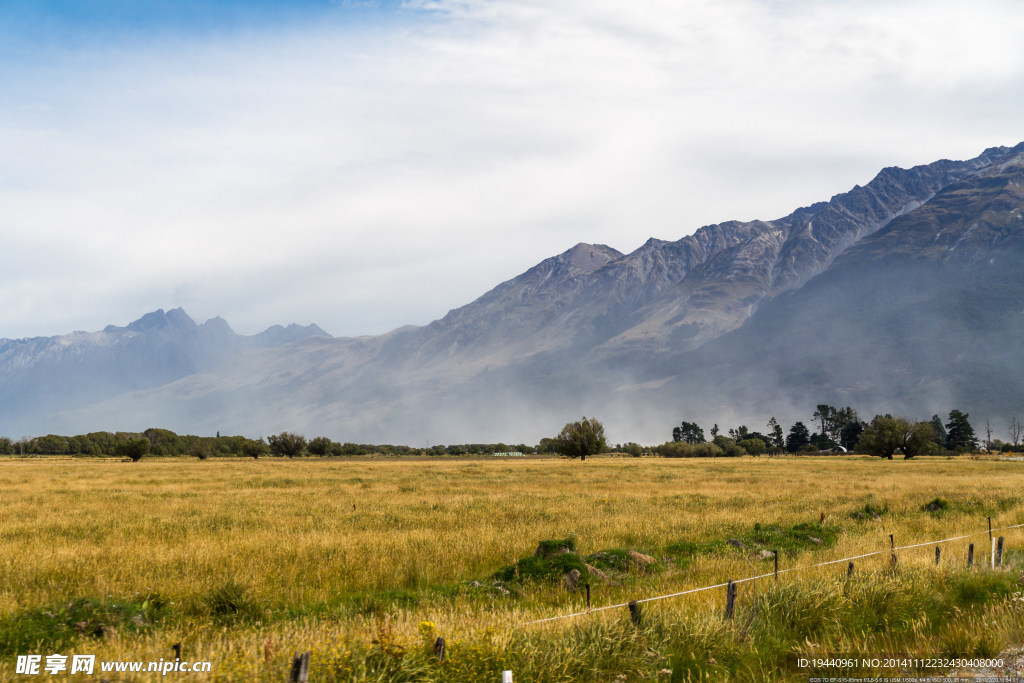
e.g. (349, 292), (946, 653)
(847, 561), (854, 578)
(968, 543), (974, 568)
(988, 518), (993, 566)
(289, 651), (311, 683)
(434, 637), (446, 663)
(996, 537), (1005, 567)
(935, 546), (941, 565)
(628, 601), (642, 626)
(889, 534), (897, 568)
(773, 550), (779, 585)
(171, 643), (181, 660)
(724, 580), (737, 619)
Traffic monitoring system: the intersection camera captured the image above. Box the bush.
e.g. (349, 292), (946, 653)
(738, 438), (766, 455)
(658, 441), (723, 457)
(721, 442), (745, 457)
(115, 437), (149, 462)
(204, 582), (257, 620)
(493, 541), (589, 584)
(922, 497), (950, 514)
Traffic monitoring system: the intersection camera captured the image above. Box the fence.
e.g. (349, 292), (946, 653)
(279, 518), (1023, 682)
(518, 519), (1024, 628)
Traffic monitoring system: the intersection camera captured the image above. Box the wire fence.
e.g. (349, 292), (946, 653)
(519, 521), (1024, 627)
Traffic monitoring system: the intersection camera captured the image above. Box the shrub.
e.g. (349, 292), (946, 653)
(115, 437), (149, 462)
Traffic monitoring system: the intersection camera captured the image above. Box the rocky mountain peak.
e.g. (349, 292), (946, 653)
(557, 243), (623, 273)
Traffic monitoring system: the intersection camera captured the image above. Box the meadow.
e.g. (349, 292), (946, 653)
(0, 455), (1022, 681)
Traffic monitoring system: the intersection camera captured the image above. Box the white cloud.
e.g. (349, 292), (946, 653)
(1, 0), (1023, 338)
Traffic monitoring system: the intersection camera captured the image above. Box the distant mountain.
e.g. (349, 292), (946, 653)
(0, 309), (329, 435)
(652, 152), (1024, 424)
(3, 143), (1023, 443)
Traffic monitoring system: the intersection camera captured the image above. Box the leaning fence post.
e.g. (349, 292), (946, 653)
(968, 543), (974, 568)
(996, 537), (1005, 567)
(935, 546), (941, 565)
(724, 580), (737, 619)
(289, 651), (311, 683)
(434, 637), (446, 663)
(628, 600), (642, 626)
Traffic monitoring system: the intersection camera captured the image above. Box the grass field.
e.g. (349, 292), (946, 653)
(1, 455), (1022, 681)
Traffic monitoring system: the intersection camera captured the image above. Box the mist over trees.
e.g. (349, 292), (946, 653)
(0, 405), (1012, 460)
(659, 405), (1002, 458)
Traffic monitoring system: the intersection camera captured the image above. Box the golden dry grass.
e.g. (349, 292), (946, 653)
(1, 454), (1022, 680)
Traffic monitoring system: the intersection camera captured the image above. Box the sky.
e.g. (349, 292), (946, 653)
(2, 0), (1023, 339)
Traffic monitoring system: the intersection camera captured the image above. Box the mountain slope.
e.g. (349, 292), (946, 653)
(5, 142), (1024, 443)
(651, 151), (1024, 425)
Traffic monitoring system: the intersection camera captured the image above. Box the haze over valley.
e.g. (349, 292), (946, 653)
(3, 143), (1023, 444)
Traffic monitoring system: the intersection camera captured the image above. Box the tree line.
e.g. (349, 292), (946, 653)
(661, 405), (1022, 459)
(0, 428), (537, 460)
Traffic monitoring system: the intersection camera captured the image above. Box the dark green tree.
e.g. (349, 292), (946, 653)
(552, 417), (606, 461)
(728, 425), (750, 441)
(672, 421), (705, 444)
(623, 442), (643, 457)
(241, 438), (267, 459)
(839, 420), (865, 451)
(767, 417), (785, 450)
(945, 410), (977, 452)
(929, 415), (947, 446)
(857, 415), (904, 459)
(900, 420), (937, 459)
(785, 422), (811, 452)
(307, 436), (335, 457)
(813, 404), (835, 439)
(738, 437), (766, 455)
(268, 432), (308, 458)
(857, 415), (935, 459)
(115, 437), (150, 462)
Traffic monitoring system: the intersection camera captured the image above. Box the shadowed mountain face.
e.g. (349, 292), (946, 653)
(3, 143), (1024, 442)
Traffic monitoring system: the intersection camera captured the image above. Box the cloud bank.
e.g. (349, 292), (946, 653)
(1, 0), (1022, 338)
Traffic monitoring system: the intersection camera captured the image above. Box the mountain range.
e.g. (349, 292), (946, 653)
(3, 142), (1023, 443)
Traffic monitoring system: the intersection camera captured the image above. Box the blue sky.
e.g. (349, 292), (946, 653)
(2, 0), (1024, 339)
(1, 1), (404, 35)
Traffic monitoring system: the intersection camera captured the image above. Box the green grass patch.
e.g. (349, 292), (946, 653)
(0, 593), (169, 656)
(492, 552), (589, 585)
(922, 496), (950, 515)
(850, 502), (889, 519)
(742, 520), (840, 556)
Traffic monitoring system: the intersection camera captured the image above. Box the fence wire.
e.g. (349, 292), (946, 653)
(518, 521), (1024, 627)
